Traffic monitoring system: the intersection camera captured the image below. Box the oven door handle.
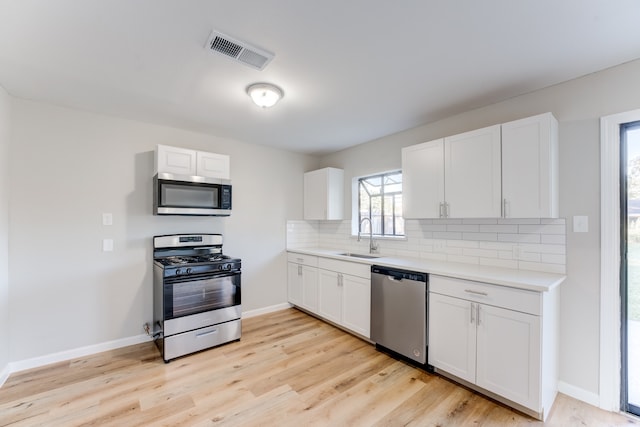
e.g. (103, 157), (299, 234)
(164, 270), (240, 284)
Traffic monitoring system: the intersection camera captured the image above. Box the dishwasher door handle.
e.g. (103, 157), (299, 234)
(387, 276), (402, 282)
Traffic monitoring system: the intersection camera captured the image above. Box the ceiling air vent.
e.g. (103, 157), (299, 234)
(205, 31), (275, 71)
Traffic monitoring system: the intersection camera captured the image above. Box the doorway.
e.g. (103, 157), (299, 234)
(621, 120), (640, 417)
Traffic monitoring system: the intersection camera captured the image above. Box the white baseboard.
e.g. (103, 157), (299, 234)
(243, 303), (292, 318)
(558, 380), (600, 407)
(2, 304), (292, 384)
(8, 334), (153, 375)
(0, 363), (10, 388)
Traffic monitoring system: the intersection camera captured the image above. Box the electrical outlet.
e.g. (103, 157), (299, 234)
(513, 245), (521, 260)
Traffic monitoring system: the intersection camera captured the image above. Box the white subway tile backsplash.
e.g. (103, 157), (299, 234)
(498, 218), (541, 225)
(518, 224), (565, 235)
(433, 231), (463, 240)
(463, 232), (498, 242)
(480, 258), (519, 269)
(498, 233), (541, 243)
(463, 218), (498, 225)
(286, 217), (566, 274)
(479, 224), (519, 233)
(463, 248), (499, 258)
(447, 224), (480, 232)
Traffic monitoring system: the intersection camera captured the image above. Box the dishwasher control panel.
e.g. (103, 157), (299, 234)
(371, 266), (427, 283)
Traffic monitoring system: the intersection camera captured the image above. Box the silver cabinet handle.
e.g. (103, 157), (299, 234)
(476, 304), (481, 326)
(439, 202), (444, 218)
(298, 265), (302, 275)
(503, 199), (508, 218)
(470, 302), (475, 324)
(464, 289), (488, 296)
(296, 257), (304, 262)
(445, 202), (449, 218)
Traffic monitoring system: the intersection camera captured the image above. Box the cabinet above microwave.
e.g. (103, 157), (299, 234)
(155, 144), (230, 180)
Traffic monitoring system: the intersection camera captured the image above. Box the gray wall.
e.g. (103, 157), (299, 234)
(0, 86), (10, 376)
(320, 58), (640, 397)
(7, 99), (318, 362)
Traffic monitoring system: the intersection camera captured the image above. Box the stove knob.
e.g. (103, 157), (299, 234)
(217, 264), (224, 271)
(186, 268), (192, 274)
(224, 263), (232, 271)
(175, 269), (182, 276)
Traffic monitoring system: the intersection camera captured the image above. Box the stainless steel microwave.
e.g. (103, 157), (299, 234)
(153, 173), (232, 216)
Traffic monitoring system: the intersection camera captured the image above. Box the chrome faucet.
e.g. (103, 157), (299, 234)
(358, 217), (379, 254)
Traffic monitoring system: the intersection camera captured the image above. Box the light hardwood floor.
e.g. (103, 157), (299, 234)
(1, 308), (637, 426)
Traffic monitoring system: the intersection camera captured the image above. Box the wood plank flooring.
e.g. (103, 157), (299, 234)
(1, 308), (638, 426)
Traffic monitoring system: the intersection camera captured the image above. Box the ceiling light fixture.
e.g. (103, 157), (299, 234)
(246, 83), (284, 108)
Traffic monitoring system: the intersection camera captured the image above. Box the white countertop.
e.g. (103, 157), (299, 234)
(288, 247), (565, 292)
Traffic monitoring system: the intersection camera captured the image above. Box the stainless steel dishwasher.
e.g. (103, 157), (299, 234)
(371, 265), (428, 365)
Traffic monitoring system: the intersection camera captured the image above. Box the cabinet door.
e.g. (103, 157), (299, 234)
(476, 304), (541, 410)
(301, 265), (319, 312)
(428, 293), (476, 383)
(341, 274), (371, 338)
(445, 125), (502, 218)
(401, 139), (445, 219)
(196, 151), (230, 179)
(318, 269), (342, 324)
(287, 262), (303, 306)
(501, 113), (558, 218)
(156, 145), (197, 176)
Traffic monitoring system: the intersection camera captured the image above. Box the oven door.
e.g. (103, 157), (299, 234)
(163, 271), (241, 321)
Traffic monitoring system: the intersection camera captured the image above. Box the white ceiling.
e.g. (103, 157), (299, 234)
(1, 1), (640, 155)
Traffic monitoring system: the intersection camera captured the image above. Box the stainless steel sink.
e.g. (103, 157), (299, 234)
(338, 252), (380, 259)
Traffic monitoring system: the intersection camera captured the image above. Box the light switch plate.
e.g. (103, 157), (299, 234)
(573, 216), (589, 233)
(103, 239), (114, 252)
(102, 213), (113, 226)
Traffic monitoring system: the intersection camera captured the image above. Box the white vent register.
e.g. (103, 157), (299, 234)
(205, 30), (275, 70)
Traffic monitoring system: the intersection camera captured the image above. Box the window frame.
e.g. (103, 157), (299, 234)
(357, 170), (404, 238)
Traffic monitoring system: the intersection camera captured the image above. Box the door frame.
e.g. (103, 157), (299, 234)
(600, 109), (640, 411)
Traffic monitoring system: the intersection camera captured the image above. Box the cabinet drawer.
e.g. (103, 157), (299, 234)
(430, 275), (540, 315)
(287, 252), (318, 267)
(163, 319), (241, 361)
(318, 258), (370, 279)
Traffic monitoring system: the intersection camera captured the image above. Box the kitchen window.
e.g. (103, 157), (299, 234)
(357, 171), (404, 237)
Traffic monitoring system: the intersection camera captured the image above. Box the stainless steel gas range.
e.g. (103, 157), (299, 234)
(153, 234), (241, 362)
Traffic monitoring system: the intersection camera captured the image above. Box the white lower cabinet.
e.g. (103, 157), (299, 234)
(287, 253), (318, 312)
(318, 267), (371, 338)
(287, 252), (371, 339)
(429, 275), (557, 421)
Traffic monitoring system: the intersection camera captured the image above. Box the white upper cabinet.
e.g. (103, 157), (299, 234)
(196, 151), (231, 180)
(402, 125), (501, 218)
(304, 167), (344, 220)
(402, 113), (558, 219)
(156, 145), (230, 179)
(445, 125), (502, 218)
(402, 139), (444, 219)
(501, 113), (558, 218)
(156, 145), (197, 176)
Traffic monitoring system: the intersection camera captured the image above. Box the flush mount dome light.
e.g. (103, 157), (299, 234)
(246, 83), (283, 108)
